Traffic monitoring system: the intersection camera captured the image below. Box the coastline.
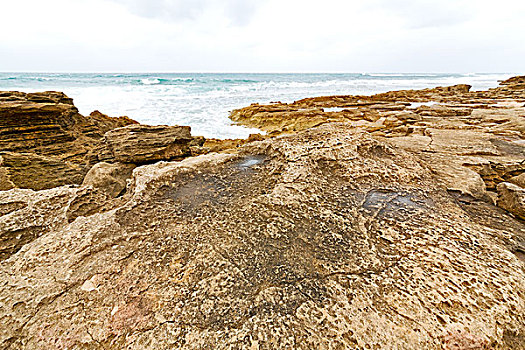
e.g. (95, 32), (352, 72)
(1, 72), (514, 139)
(0, 76), (524, 349)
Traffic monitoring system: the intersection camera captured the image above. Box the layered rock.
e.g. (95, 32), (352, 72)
(0, 92), (205, 191)
(0, 92), (137, 190)
(99, 125), (193, 164)
(1, 78), (525, 349)
(230, 77), (525, 218)
(0, 152), (85, 190)
(497, 182), (525, 220)
(230, 77), (525, 136)
(1, 124), (524, 349)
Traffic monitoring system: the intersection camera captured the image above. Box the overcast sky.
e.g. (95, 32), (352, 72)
(0, 0), (523, 72)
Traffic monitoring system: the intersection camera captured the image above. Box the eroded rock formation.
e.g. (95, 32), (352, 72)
(0, 92), (206, 191)
(231, 76), (525, 219)
(99, 125), (193, 164)
(1, 124), (524, 349)
(1, 77), (524, 349)
(0, 92), (137, 190)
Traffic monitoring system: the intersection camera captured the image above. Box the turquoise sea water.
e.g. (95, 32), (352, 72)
(0, 73), (515, 138)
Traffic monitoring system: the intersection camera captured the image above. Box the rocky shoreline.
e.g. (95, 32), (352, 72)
(0, 77), (524, 349)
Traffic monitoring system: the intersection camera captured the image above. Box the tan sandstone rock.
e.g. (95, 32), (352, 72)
(82, 162), (137, 198)
(101, 125), (193, 164)
(0, 185), (121, 261)
(1, 77), (525, 349)
(0, 124), (524, 349)
(497, 182), (525, 220)
(509, 173), (525, 188)
(0, 91), (137, 190)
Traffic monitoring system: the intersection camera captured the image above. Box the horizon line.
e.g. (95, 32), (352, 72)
(0, 71), (517, 75)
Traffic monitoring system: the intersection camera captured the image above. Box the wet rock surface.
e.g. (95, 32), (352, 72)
(0, 124), (524, 349)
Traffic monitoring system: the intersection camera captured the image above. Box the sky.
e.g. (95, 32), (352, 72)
(0, 0), (524, 73)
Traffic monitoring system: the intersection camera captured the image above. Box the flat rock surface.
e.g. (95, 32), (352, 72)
(1, 124), (524, 349)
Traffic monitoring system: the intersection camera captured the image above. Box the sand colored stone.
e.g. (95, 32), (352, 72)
(1, 124), (524, 349)
(1, 77), (525, 349)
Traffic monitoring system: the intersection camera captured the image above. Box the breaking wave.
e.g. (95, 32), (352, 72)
(0, 72), (515, 139)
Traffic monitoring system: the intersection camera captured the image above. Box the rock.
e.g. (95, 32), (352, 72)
(509, 173), (525, 188)
(0, 92), (209, 191)
(189, 135), (208, 156)
(424, 129), (500, 156)
(229, 77), (525, 137)
(497, 182), (525, 219)
(0, 124), (524, 349)
(201, 134), (268, 154)
(0, 183), (122, 261)
(82, 162), (136, 198)
(469, 160), (525, 191)
(384, 127), (523, 201)
(499, 75), (525, 86)
(87, 110), (138, 132)
(101, 125), (193, 164)
(189, 135), (206, 147)
(247, 133), (265, 142)
(0, 152), (85, 191)
(421, 153), (488, 200)
(0, 159), (15, 191)
(1, 77), (525, 349)
(415, 104), (472, 118)
(65, 187), (111, 223)
(0, 91), (137, 190)
(0, 186), (78, 260)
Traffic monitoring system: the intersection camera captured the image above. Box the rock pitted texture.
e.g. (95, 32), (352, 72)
(1, 78), (525, 349)
(0, 92), (137, 190)
(1, 124), (524, 349)
(230, 77), (525, 218)
(0, 185), (116, 261)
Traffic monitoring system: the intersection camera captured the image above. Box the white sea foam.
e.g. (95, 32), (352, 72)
(323, 107), (357, 112)
(407, 102), (439, 109)
(141, 78), (161, 85)
(0, 73), (515, 139)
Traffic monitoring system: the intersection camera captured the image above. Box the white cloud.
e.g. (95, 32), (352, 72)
(0, 0), (523, 72)
(364, 0), (472, 29)
(106, 0), (259, 25)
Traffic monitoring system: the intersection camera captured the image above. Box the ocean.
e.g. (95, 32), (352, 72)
(0, 73), (514, 139)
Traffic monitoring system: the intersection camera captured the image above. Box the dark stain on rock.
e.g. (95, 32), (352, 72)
(490, 138), (525, 157)
(361, 189), (429, 221)
(163, 155), (269, 211)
